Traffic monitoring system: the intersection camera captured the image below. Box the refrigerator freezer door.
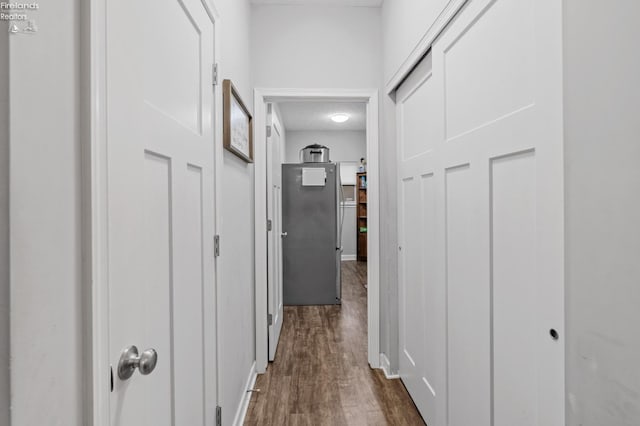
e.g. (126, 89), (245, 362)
(282, 163), (339, 305)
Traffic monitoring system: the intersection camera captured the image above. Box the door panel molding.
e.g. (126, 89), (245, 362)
(84, 1), (222, 424)
(397, 52), (446, 425)
(396, 0), (564, 424)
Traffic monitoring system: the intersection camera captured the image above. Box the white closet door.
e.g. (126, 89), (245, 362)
(396, 0), (564, 425)
(397, 53), (447, 426)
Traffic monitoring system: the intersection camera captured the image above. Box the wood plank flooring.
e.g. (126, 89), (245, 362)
(245, 261), (426, 426)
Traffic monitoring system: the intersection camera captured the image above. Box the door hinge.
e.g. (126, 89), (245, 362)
(267, 219), (272, 231)
(214, 235), (220, 257)
(212, 63), (219, 86)
(216, 406), (222, 426)
(266, 124), (272, 138)
(267, 313), (273, 326)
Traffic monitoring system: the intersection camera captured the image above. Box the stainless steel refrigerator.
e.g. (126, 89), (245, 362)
(282, 163), (342, 305)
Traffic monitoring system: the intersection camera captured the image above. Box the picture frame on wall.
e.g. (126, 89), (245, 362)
(223, 79), (254, 163)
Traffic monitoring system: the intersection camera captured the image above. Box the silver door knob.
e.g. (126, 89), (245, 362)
(117, 345), (158, 380)
(281, 232), (288, 238)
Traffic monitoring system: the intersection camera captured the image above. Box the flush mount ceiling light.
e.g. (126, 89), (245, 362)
(330, 113), (350, 123)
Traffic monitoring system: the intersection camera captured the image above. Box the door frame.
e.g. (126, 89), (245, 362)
(253, 88), (381, 372)
(83, 0), (223, 423)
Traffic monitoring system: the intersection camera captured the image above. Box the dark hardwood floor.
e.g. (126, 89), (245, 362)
(244, 261), (426, 426)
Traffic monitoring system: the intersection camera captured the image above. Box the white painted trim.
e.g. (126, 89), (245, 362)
(384, 0), (468, 94)
(207, 1), (224, 417)
(86, 0), (110, 423)
(379, 353), (400, 379)
(232, 361), (258, 426)
(203, 4), (224, 426)
(86, 1), (223, 424)
(254, 88), (381, 373)
(341, 254), (357, 261)
(254, 94), (269, 373)
(365, 91), (381, 369)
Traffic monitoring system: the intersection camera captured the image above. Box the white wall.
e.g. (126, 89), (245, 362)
(252, 5), (381, 89)
(381, 0), (449, 85)
(0, 21), (10, 426)
(284, 130), (365, 164)
(251, 3), (386, 369)
(378, 92), (398, 372)
(564, 1), (640, 424)
(215, 1), (256, 424)
(9, 1), (85, 424)
(6, 1), (255, 425)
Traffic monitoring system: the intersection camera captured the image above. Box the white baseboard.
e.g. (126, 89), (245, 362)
(379, 353), (400, 379)
(341, 254), (357, 261)
(232, 361), (258, 426)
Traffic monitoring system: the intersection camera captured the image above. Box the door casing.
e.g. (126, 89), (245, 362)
(253, 89), (380, 372)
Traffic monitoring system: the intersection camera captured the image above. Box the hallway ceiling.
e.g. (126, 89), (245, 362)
(251, 0), (383, 6)
(277, 102), (366, 131)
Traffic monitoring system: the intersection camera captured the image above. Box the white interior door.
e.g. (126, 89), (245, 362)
(396, 0), (565, 425)
(267, 105), (284, 360)
(397, 53), (447, 426)
(106, 0), (217, 424)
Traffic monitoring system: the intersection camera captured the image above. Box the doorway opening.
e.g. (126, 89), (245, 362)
(254, 89), (380, 373)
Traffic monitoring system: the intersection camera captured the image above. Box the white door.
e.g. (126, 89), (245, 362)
(106, 0), (218, 424)
(397, 53), (447, 426)
(267, 105), (284, 360)
(397, 0), (565, 425)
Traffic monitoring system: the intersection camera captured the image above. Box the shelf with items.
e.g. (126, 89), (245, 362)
(356, 172), (367, 261)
